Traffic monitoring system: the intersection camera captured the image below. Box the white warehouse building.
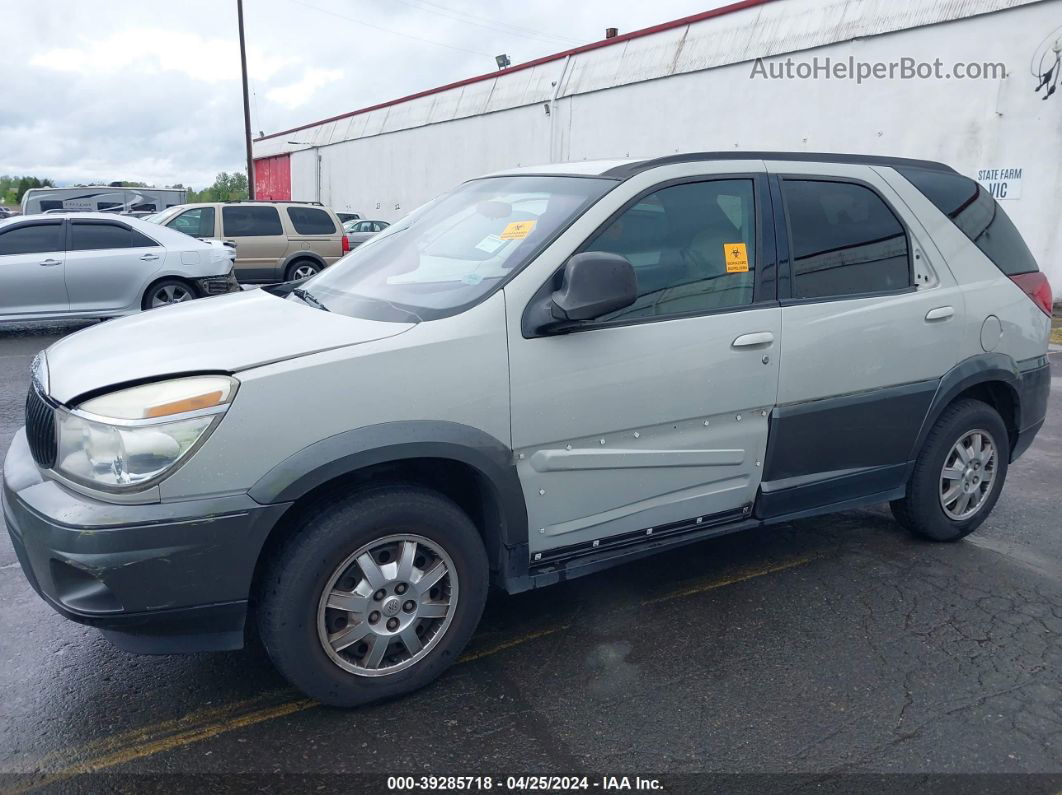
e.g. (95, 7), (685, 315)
(252, 0), (1062, 292)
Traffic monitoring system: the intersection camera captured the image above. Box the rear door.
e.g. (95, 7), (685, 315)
(0, 220), (68, 318)
(64, 219), (165, 313)
(222, 205), (286, 282)
(760, 162), (965, 517)
(285, 206), (341, 262)
(506, 164), (781, 557)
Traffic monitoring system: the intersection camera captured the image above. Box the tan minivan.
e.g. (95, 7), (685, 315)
(148, 201), (349, 283)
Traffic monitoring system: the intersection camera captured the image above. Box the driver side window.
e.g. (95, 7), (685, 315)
(583, 179), (757, 321)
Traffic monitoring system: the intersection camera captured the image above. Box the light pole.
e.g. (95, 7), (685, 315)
(237, 0), (255, 199)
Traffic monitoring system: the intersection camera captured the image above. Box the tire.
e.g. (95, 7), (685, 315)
(142, 278), (196, 310)
(257, 487), (489, 707)
(891, 399), (1009, 542)
(285, 259), (321, 282)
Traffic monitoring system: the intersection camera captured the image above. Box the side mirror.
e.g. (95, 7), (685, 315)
(549, 252), (638, 323)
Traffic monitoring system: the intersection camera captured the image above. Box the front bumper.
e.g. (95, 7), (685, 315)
(2, 428), (290, 653)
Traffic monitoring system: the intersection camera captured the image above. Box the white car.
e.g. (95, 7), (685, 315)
(0, 212), (238, 322)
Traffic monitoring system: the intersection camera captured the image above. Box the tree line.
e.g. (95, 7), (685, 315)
(1, 171), (249, 207)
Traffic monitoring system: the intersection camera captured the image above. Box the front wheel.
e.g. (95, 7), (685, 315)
(891, 399), (1009, 542)
(257, 487), (489, 707)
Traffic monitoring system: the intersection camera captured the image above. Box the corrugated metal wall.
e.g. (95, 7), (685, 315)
(253, 154), (291, 201)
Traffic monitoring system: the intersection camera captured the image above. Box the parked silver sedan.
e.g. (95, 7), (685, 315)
(342, 218), (389, 248)
(0, 212), (238, 322)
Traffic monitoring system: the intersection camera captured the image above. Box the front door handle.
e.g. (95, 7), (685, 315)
(925, 306), (954, 321)
(140, 253), (160, 261)
(39, 258), (61, 267)
(732, 331), (775, 348)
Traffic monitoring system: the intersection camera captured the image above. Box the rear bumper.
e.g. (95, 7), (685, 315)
(194, 271), (241, 296)
(2, 428), (289, 653)
(1012, 356), (1051, 461)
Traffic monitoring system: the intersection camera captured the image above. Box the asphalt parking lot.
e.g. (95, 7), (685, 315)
(1, 321), (1060, 791)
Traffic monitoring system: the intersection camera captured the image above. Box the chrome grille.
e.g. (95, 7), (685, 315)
(25, 385), (57, 469)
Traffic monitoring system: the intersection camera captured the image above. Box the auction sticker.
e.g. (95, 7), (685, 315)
(500, 220), (536, 240)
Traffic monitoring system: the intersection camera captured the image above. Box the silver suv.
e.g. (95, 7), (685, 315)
(3, 153), (1052, 707)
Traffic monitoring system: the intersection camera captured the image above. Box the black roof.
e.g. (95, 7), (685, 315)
(603, 151), (957, 179)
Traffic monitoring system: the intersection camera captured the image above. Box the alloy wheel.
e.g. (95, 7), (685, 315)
(939, 429), (997, 521)
(291, 263), (319, 280)
(316, 534), (459, 677)
(150, 284), (192, 308)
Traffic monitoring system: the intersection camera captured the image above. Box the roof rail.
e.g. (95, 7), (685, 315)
(603, 151), (957, 179)
(220, 199), (325, 205)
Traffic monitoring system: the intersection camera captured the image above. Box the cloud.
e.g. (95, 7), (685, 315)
(30, 28), (292, 84)
(4, 0), (723, 187)
(265, 67), (344, 109)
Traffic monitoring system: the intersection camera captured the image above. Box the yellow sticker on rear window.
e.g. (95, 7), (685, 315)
(500, 220), (537, 240)
(724, 242), (750, 273)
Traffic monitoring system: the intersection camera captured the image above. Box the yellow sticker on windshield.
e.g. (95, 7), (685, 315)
(724, 242), (749, 273)
(500, 220), (537, 240)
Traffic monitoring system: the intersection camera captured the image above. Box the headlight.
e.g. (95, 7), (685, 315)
(55, 375), (238, 491)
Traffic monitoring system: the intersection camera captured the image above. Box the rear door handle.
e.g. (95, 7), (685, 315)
(732, 331), (775, 348)
(925, 306), (954, 321)
(38, 258), (61, 267)
(140, 253), (160, 261)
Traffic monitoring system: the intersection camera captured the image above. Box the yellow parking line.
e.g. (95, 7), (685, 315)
(18, 554), (813, 787)
(458, 624), (570, 663)
(640, 554), (818, 606)
(15, 623), (569, 788)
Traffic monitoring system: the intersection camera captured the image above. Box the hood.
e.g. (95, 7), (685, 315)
(44, 289), (414, 403)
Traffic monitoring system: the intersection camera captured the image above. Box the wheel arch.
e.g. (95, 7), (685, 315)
(909, 353), (1022, 463)
(248, 422), (529, 585)
(281, 250), (326, 273)
(141, 274), (199, 308)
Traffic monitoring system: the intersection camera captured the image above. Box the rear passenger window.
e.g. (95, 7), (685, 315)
(783, 180), (910, 299)
(897, 168), (1039, 276)
(583, 179), (757, 321)
(69, 222), (143, 251)
(287, 206), (336, 235)
(0, 223), (63, 255)
(222, 206), (283, 237)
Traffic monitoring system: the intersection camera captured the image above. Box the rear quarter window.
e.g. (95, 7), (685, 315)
(897, 167), (1039, 276)
(287, 206), (336, 235)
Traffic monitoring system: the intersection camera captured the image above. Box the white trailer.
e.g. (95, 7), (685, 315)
(21, 187), (187, 216)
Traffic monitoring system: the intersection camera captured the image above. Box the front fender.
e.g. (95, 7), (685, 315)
(248, 420), (529, 557)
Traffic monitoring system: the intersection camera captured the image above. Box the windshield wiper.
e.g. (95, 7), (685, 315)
(293, 287), (330, 312)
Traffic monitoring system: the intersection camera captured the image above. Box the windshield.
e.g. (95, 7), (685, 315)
(296, 175), (614, 321)
(143, 206), (182, 225)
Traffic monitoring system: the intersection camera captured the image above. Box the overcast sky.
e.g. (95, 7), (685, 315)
(2, 0), (728, 188)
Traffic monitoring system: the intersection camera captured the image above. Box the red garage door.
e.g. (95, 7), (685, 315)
(254, 154), (291, 200)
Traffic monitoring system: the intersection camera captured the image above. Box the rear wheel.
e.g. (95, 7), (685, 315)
(891, 399), (1009, 542)
(142, 278), (196, 310)
(257, 487), (489, 707)
(285, 259), (321, 282)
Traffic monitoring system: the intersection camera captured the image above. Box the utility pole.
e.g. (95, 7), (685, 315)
(237, 0), (255, 199)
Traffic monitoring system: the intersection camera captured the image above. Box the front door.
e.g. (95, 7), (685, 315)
(0, 220), (68, 318)
(507, 170), (780, 555)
